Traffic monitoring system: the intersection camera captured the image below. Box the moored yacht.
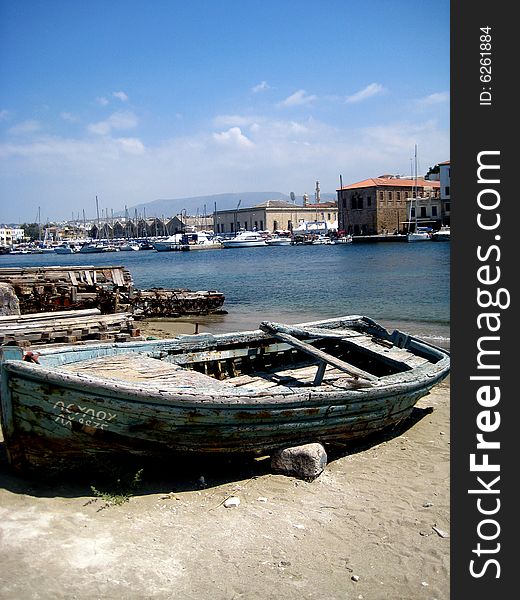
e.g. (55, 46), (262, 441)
(221, 231), (268, 248)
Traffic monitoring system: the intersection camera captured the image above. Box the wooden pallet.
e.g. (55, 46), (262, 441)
(0, 308), (142, 347)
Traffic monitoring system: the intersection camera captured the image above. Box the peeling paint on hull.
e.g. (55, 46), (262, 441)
(0, 315), (450, 473)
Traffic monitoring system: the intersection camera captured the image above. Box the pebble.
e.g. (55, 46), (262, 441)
(223, 496), (240, 508)
(432, 525), (449, 538)
(351, 575), (360, 582)
(257, 497), (268, 503)
(423, 502), (434, 508)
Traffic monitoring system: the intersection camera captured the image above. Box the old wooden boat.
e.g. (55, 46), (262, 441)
(0, 315), (449, 473)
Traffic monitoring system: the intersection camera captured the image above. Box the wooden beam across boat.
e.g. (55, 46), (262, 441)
(260, 321), (377, 383)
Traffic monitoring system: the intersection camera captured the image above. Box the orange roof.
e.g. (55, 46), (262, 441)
(338, 176), (440, 191)
(438, 160), (450, 165)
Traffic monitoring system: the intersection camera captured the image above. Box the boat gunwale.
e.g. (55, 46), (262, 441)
(1, 315), (450, 410)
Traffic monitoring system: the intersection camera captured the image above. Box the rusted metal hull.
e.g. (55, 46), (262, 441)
(0, 316), (450, 473)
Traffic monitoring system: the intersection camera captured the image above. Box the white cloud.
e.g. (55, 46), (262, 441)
(0, 111), (448, 223)
(88, 111), (138, 135)
(8, 120), (42, 135)
(213, 126), (254, 148)
(115, 137), (145, 154)
(251, 81), (270, 93)
(416, 91), (449, 107)
(345, 83), (385, 104)
(61, 112), (80, 123)
(213, 114), (262, 128)
(278, 90), (317, 108)
(0, 109), (10, 121)
(113, 91), (129, 102)
(95, 96), (109, 106)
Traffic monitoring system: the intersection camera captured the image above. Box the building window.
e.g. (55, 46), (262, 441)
(445, 186), (450, 196)
(379, 191), (384, 201)
(388, 191), (392, 200)
(445, 203), (451, 213)
(420, 207), (427, 218)
(287, 220), (292, 230)
(357, 198), (363, 209)
(351, 198), (357, 209)
(432, 206), (438, 217)
(273, 220), (278, 231)
(367, 198), (372, 207)
(397, 191), (401, 200)
(411, 207), (416, 218)
(260, 220), (264, 230)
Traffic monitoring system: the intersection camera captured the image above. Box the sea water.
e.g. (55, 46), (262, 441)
(0, 242), (450, 345)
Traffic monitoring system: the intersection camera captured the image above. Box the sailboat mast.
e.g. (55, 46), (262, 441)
(95, 196), (100, 240)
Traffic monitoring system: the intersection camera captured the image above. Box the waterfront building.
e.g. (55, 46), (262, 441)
(213, 200), (338, 234)
(337, 175), (441, 235)
(0, 227), (25, 246)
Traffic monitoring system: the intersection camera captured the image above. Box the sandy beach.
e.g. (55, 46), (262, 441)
(0, 317), (450, 600)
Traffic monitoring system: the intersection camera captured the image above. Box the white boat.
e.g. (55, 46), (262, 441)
(119, 242), (141, 251)
(333, 235), (353, 244)
(407, 230), (431, 242)
(179, 232), (223, 251)
(79, 243), (120, 253)
(431, 226), (451, 241)
(54, 243), (78, 255)
(153, 234), (184, 252)
(266, 236), (292, 246)
(37, 246), (57, 254)
(311, 235), (333, 245)
(222, 231), (268, 248)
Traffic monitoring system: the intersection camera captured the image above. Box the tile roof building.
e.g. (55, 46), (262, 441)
(336, 175), (441, 235)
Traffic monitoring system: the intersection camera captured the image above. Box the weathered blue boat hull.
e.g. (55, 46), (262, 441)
(0, 315), (450, 473)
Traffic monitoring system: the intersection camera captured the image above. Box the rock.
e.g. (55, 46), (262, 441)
(223, 496), (240, 508)
(432, 525), (449, 538)
(271, 443), (328, 480)
(0, 283), (20, 316)
(351, 575), (360, 582)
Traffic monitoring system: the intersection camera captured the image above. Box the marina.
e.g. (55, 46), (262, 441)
(0, 242), (450, 343)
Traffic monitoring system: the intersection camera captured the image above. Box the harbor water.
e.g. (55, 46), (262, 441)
(0, 242), (450, 346)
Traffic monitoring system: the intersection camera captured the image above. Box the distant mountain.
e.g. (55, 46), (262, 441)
(122, 191), (337, 218)
(123, 192), (289, 218)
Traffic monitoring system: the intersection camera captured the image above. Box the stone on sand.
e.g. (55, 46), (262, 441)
(270, 442), (328, 480)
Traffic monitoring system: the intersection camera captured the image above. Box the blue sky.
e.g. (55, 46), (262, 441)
(0, 0), (449, 223)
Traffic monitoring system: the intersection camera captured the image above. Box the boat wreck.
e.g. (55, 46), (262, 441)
(0, 315), (449, 474)
(0, 265), (225, 318)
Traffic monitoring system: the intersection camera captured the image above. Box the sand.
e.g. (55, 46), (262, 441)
(0, 319), (450, 600)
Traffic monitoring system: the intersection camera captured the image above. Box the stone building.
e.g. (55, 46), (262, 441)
(337, 175), (441, 235)
(213, 200), (338, 234)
